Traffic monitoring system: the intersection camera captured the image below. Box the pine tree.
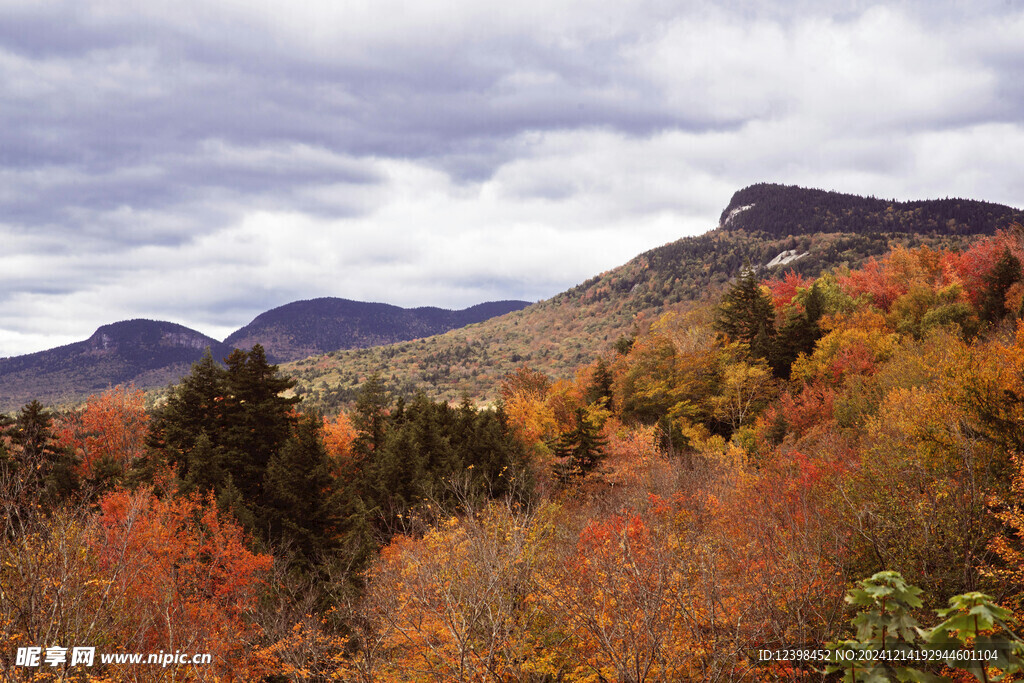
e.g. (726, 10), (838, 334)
(352, 374), (390, 459)
(613, 335), (635, 356)
(770, 282), (825, 378)
(457, 403), (530, 501)
(585, 358), (614, 408)
(264, 413), (338, 562)
(148, 345), (301, 535)
(359, 391), (532, 535)
(4, 400), (79, 507)
(553, 407), (607, 484)
(715, 266), (776, 359)
(216, 475), (256, 532)
(181, 432), (226, 496)
(980, 248), (1022, 323)
(222, 344), (299, 503)
(366, 412), (420, 525)
(148, 348), (227, 481)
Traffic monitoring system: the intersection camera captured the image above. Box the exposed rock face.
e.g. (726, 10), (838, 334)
(765, 250), (808, 268)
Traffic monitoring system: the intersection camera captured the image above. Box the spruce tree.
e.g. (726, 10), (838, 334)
(264, 413), (338, 563)
(368, 413), (420, 523)
(585, 358), (614, 408)
(222, 344), (299, 503)
(148, 348), (227, 482)
(181, 432), (226, 496)
(714, 266), (776, 359)
(553, 407), (607, 484)
(358, 391), (532, 534)
(458, 403), (530, 501)
(352, 374), (390, 459)
(148, 345), (301, 532)
(4, 400), (79, 507)
(216, 475), (256, 532)
(770, 282), (825, 378)
(980, 248), (1022, 323)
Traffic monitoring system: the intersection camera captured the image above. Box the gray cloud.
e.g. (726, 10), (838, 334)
(0, 0), (1022, 356)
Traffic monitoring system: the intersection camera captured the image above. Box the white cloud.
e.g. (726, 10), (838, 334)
(632, 5), (999, 131)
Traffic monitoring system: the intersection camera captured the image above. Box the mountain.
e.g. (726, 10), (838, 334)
(285, 184), (1023, 411)
(0, 300), (530, 412)
(0, 320), (228, 411)
(720, 183), (1022, 237)
(224, 298), (531, 363)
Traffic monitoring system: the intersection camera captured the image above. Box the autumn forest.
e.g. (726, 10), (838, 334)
(5, 223), (1024, 681)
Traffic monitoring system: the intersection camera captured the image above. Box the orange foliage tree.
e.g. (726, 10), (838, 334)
(501, 366), (559, 452)
(987, 448), (1024, 614)
(765, 270), (814, 310)
(55, 385), (149, 481)
(359, 502), (545, 681)
(710, 452), (848, 650)
(322, 410), (358, 475)
(536, 509), (696, 682)
(90, 487), (273, 678)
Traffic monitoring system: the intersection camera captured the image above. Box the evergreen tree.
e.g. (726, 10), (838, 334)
(585, 358), (614, 408)
(357, 389), (532, 537)
(366, 394), (454, 528)
(264, 413), (339, 563)
(3, 400), (79, 508)
(180, 432), (226, 496)
(714, 266), (776, 359)
(11, 401), (64, 465)
(410, 398), (456, 484)
(331, 375), (394, 562)
(148, 345), (301, 538)
(83, 454), (124, 498)
(366, 411), (420, 525)
(352, 374), (390, 459)
(457, 403), (531, 501)
(222, 344), (299, 503)
(980, 248), (1022, 323)
(216, 475), (256, 532)
(553, 407), (607, 484)
(148, 348), (227, 481)
(770, 282), (825, 378)
(613, 335), (635, 356)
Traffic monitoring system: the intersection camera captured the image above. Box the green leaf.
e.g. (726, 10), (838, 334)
(895, 666), (944, 683)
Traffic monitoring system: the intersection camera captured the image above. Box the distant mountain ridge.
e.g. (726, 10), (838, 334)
(0, 299), (530, 411)
(0, 320), (224, 374)
(0, 320), (228, 411)
(224, 298), (531, 363)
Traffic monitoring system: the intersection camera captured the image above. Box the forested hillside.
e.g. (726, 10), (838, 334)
(288, 184), (1020, 412)
(721, 182), (1023, 237)
(4, 227), (1024, 680)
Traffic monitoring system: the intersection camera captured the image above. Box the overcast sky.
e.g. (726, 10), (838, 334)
(1, 0), (1022, 356)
